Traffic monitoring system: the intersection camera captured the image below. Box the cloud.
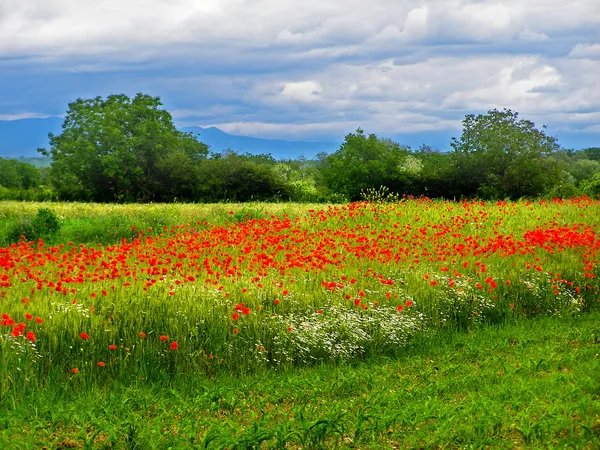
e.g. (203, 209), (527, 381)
(0, 112), (59, 121)
(0, 0), (600, 148)
(569, 42), (600, 59)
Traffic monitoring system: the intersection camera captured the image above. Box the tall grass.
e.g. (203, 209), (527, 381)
(0, 197), (599, 400)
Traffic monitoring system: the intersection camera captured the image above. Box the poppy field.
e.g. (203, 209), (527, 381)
(1, 197), (599, 399)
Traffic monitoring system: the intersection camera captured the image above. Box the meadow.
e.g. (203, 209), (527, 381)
(1, 198), (599, 448)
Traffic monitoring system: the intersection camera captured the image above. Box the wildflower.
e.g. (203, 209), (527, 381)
(97, 362), (105, 367)
(274, 299), (280, 305)
(80, 332), (89, 340)
(170, 341), (178, 351)
(233, 328), (239, 334)
(138, 332), (147, 339)
(405, 300), (414, 307)
(24, 313), (33, 321)
(231, 312), (239, 321)
(242, 307), (250, 315)
(160, 335), (169, 341)
(71, 368), (79, 374)
(25, 331), (36, 342)
(109, 344), (117, 350)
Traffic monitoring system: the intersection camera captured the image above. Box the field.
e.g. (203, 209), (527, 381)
(1, 198), (600, 448)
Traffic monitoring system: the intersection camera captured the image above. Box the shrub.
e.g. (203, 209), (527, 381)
(7, 208), (61, 243)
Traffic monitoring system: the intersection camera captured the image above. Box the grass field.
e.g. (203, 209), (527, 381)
(1, 197), (599, 448)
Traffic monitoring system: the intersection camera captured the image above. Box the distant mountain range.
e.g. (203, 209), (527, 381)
(181, 126), (338, 159)
(0, 118), (339, 159)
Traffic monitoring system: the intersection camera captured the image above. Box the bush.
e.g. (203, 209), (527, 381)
(7, 208), (61, 243)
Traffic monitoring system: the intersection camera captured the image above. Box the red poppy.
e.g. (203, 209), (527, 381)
(25, 331), (36, 342)
(24, 313), (33, 321)
(242, 307), (250, 315)
(231, 312), (239, 321)
(170, 341), (178, 351)
(80, 332), (89, 340)
(71, 368), (79, 374)
(109, 344), (117, 350)
(97, 361), (105, 367)
(138, 332), (147, 339)
(160, 335), (169, 341)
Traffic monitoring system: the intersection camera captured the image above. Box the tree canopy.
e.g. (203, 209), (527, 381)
(39, 93), (209, 202)
(451, 109), (562, 199)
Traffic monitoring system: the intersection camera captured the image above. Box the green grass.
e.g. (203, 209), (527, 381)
(1, 198), (599, 448)
(1, 311), (599, 449)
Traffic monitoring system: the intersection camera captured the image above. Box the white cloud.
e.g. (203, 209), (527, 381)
(0, 112), (58, 121)
(279, 81), (322, 102)
(1, 0), (600, 145)
(569, 42), (600, 58)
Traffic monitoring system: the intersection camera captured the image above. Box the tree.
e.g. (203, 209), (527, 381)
(320, 129), (411, 200)
(451, 109), (562, 199)
(39, 94), (209, 202)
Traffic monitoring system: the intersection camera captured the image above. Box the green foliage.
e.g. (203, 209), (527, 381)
(580, 172), (600, 198)
(7, 208), (61, 243)
(569, 159), (600, 185)
(451, 109), (562, 199)
(320, 129), (412, 200)
(198, 151), (288, 202)
(0, 158), (41, 189)
(39, 93), (209, 202)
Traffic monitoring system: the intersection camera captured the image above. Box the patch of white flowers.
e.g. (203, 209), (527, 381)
(270, 305), (426, 365)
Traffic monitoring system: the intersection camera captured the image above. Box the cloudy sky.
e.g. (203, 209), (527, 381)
(1, 0), (599, 149)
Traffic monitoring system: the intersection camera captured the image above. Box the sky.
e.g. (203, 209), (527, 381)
(1, 0), (600, 150)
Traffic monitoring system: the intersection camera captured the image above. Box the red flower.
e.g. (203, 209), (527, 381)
(160, 335), (169, 341)
(71, 368), (79, 374)
(317, 309), (323, 314)
(242, 307), (250, 315)
(405, 300), (413, 307)
(231, 312), (239, 321)
(274, 299), (280, 305)
(35, 317), (43, 324)
(97, 361), (105, 367)
(109, 344), (117, 350)
(232, 328), (239, 334)
(25, 331), (36, 342)
(138, 332), (147, 339)
(397, 305), (404, 311)
(170, 341), (178, 351)
(24, 313), (33, 321)
(80, 332), (89, 340)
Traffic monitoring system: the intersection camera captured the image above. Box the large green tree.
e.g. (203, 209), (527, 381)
(451, 109), (562, 199)
(320, 129), (411, 200)
(40, 94), (209, 202)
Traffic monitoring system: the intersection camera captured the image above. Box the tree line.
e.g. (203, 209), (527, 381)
(1, 93), (600, 203)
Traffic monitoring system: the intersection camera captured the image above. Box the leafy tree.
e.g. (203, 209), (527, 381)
(320, 129), (411, 200)
(451, 109), (562, 199)
(0, 158), (41, 189)
(197, 151), (287, 202)
(39, 94), (209, 202)
(584, 147), (600, 161)
(569, 159), (600, 185)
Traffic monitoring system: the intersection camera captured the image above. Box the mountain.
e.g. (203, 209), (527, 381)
(182, 126), (339, 159)
(0, 118), (63, 157)
(0, 119), (338, 160)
